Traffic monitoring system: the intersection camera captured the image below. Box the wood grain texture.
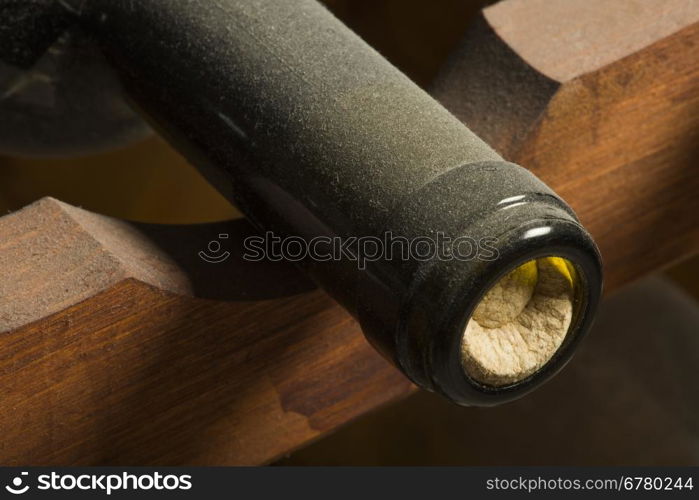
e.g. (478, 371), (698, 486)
(0, 199), (411, 465)
(1, 0), (698, 465)
(485, 0), (699, 82)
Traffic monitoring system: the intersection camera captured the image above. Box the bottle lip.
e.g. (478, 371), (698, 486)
(397, 216), (603, 406)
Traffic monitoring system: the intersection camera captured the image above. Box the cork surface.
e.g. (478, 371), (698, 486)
(461, 258), (574, 386)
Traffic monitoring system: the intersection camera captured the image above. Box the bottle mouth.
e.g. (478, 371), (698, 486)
(395, 214), (602, 407)
(460, 256), (580, 387)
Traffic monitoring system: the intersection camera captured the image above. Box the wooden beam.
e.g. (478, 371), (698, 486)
(1, 0), (698, 464)
(0, 198), (411, 465)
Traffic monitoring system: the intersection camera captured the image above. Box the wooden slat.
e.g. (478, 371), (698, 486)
(1, 0), (698, 464)
(0, 198), (411, 465)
